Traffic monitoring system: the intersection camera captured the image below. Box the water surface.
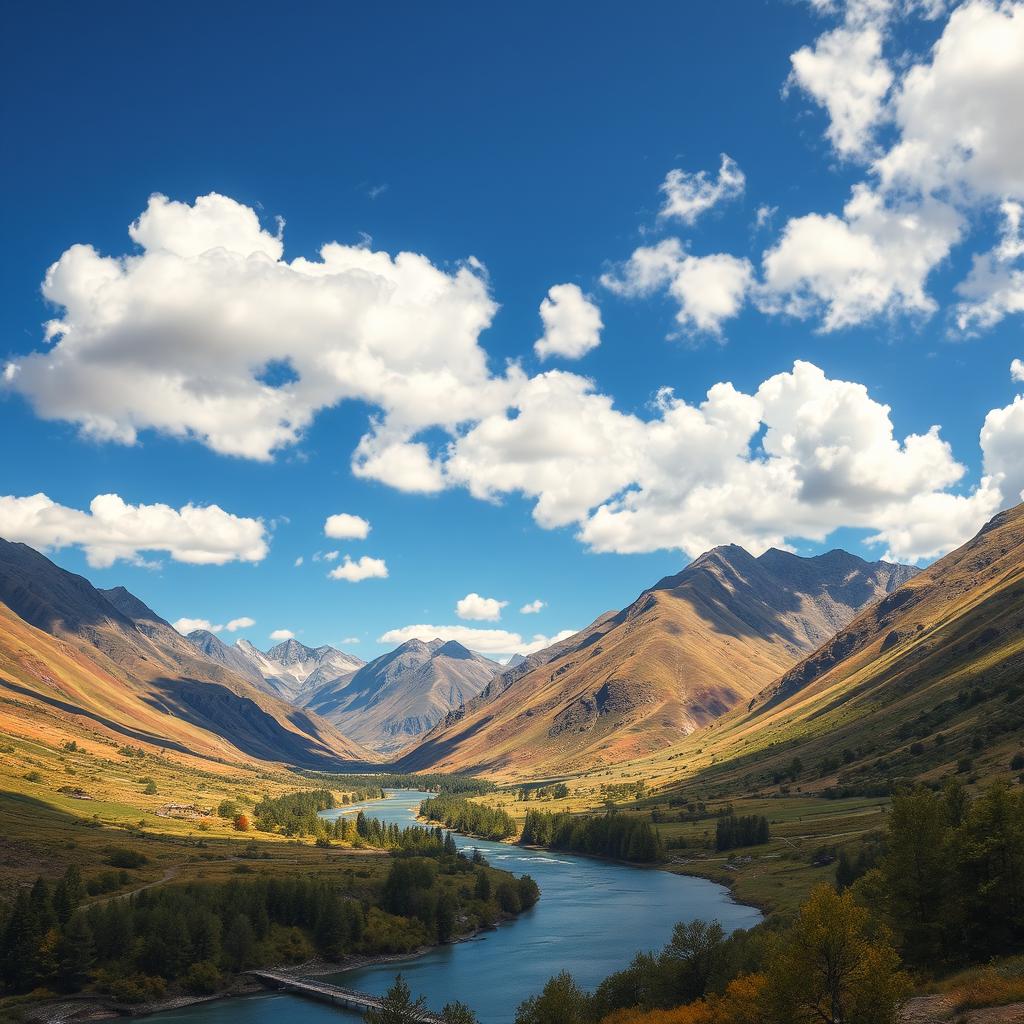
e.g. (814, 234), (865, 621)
(151, 789), (760, 1024)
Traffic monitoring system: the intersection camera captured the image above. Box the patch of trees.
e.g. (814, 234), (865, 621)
(0, 844), (540, 1000)
(301, 772), (498, 797)
(520, 810), (664, 863)
(512, 885), (908, 1024)
(714, 815), (769, 851)
(865, 780), (1024, 967)
(420, 795), (517, 840)
(252, 788), (336, 835)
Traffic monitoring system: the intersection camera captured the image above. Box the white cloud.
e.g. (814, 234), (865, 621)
(956, 201), (1024, 331)
(765, 0), (1024, 333)
(172, 614), (254, 636)
(323, 551), (340, 562)
(520, 599), (545, 614)
(877, 1), (1024, 200)
(1012, 358), (1024, 383)
(270, 629), (294, 641)
(324, 513), (371, 539)
(0, 492), (268, 568)
(173, 617), (222, 635)
(340, 636), (361, 645)
(534, 284), (603, 360)
(376, 623), (577, 656)
(456, 592), (508, 622)
(328, 555), (389, 582)
(3, 192), (521, 484)
(519, 629), (577, 655)
(658, 154), (745, 224)
(788, 18), (893, 158)
(294, 556), (304, 567)
(761, 185), (961, 330)
(443, 360), (996, 564)
(603, 238), (753, 335)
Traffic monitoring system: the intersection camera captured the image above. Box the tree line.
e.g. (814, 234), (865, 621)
(300, 771), (498, 796)
(520, 810), (664, 863)
(420, 794), (517, 840)
(0, 817), (539, 1003)
(714, 814), (770, 851)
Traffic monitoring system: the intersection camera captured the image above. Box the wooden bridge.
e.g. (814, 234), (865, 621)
(247, 969), (447, 1021)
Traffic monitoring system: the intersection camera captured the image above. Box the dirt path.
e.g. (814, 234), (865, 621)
(93, 864), (180, 905)
(902, 994), (1024, 1022)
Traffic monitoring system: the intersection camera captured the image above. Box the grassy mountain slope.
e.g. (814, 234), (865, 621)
(0, 539), (378, 768)
(614, 503), (1024, 802)
(400, 546), (915, 779)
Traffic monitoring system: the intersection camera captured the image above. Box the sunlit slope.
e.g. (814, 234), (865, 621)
(620, 504), (1024, 796)
(401, 546), (915, 779)
(0, 538), (378, 768)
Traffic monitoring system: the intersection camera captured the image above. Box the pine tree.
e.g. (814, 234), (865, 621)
(55, 913), (95, 992)
(364, 974), (429, 1024)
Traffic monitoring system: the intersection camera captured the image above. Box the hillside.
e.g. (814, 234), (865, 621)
(304, 638), (499, 753)
(626, 502), (1024, 800)
(0, 538), (378, 768)
(400, 546), (915, 779)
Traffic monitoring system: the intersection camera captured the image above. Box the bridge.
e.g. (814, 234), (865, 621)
(247, 969), (447, 1021)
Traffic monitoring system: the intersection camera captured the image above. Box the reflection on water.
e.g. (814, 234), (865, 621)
(150, 790), (761, 1024)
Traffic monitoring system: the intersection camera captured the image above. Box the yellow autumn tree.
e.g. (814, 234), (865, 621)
(763, 884), (910, 1024)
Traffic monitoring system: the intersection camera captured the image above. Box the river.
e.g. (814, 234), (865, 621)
(149, 790), (761, 1024)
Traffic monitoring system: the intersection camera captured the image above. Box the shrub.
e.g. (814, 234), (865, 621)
(234, 813), (250, 832)
(106, 847), (148, 869)
(181, 961), (222, 995)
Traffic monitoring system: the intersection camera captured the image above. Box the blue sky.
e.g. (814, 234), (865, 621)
(2, 0), (1023, 658)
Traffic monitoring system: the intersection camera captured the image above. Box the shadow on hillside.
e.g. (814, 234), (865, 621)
(0, 676), (197, 756)
(144, 677), (376, 771)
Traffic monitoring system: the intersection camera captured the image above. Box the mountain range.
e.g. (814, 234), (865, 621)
(398, 546), (917, 778)
(0, 538), (376, 769)
(18, 511), (1024, 792)
(182, 631), (497, 754)
(643, 502), (1024, 799)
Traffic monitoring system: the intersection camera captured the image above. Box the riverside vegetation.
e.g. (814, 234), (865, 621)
(0, 787), (538, 1015)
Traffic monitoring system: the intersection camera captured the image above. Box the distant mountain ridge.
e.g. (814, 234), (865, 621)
(399, 544), (917, 779)
(0, 538), (377, 768)
(303, 637), (499, 754)
(190, 634), (364, 703)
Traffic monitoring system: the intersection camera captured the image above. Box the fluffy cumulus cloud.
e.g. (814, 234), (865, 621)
(602, 239), (753, 335)
(534, 284), (603, 360)
(761, 185), (962, 330)
(442, 360), (1000, 563)
(269, 629), (294, 641)
(327, 555), (389, 582)
(376, 623), (576, 656)
(0, 492), (268, 568)
(456, 592), (508, 622)
(877, 1), (1024, 199)
(171, 615), (255, 636)
(658, 154), (746, 224)
(764, 0), (1024, 333)
(788, 7), (893, 158)
(3, 192), (521, 464)
(956, 201), (1024, 331)
(520, 599), (545, 614)
(324, 513), (371, 540)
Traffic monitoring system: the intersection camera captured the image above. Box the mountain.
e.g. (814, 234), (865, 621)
(0, 538), (377, 768)
(399, 545), (917, 779)
(187, 629), (268, 688)
(304, 638), (500, 754)
(225, 637), (364, 703)
(652, 502), (1024, 797)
